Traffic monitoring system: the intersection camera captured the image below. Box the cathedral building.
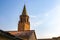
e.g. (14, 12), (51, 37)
(0, 5), (60, 40)
(8, 5), (37, 40)
(0, 5), (37, 40)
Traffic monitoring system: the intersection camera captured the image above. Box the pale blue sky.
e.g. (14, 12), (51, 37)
(0, 0), (60, 39)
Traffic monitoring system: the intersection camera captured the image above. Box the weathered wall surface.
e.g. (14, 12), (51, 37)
(29, 33), (37, 40)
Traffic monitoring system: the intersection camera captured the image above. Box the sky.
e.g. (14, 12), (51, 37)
(0, 0), (60, 39)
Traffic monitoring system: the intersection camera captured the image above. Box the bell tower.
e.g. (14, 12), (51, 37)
(18, 5), (30, 31)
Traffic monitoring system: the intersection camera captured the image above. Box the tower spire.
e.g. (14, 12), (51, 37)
(18, 5), (30, 31)
(22, 5), (28, 15)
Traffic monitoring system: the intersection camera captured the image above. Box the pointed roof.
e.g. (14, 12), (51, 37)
(8, 30), (36, 39)
(22, 5), (28, 15)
